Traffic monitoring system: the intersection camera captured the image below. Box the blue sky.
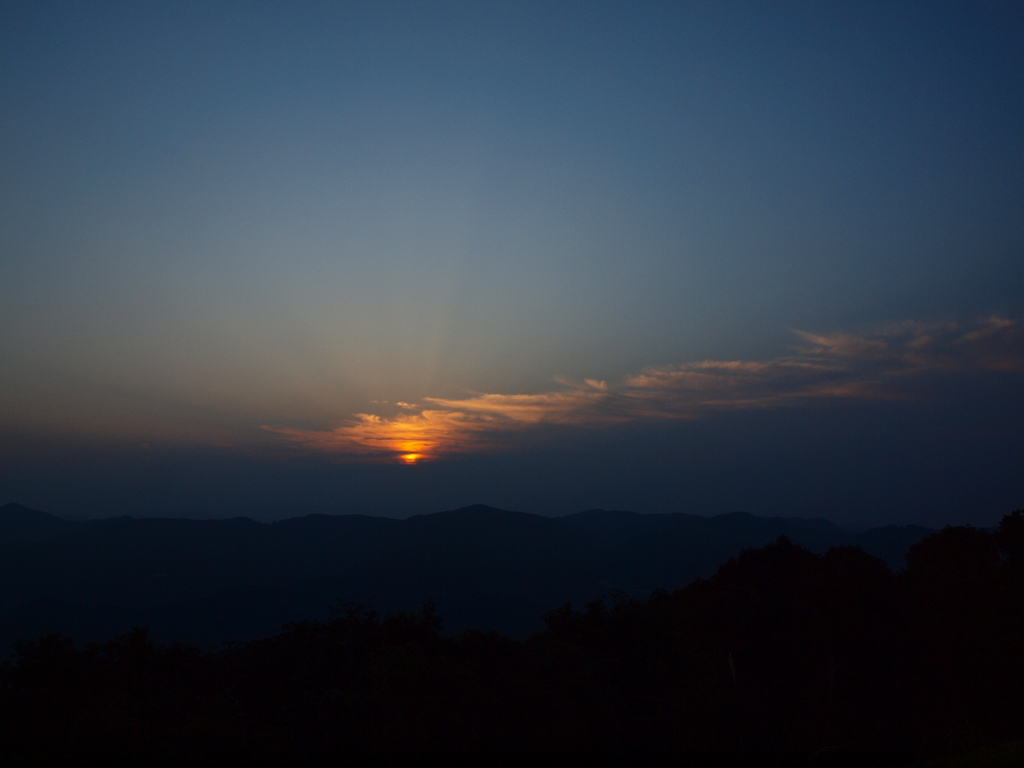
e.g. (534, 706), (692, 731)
(1, 2), (1021, 524)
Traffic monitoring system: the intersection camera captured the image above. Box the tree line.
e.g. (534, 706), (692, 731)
(2, 511), (1023, 765)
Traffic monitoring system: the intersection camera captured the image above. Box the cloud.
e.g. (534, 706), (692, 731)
(267, 410), (497, 462)
(266, 318), (1023, 462)
(264, 390), (614, 462)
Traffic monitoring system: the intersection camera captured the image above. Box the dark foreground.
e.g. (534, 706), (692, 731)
(3, 511), (1023, 766)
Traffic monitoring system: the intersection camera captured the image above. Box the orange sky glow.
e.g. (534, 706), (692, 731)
(265, 318), (1022, 463)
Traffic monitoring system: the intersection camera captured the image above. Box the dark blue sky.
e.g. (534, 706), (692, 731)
(1, 2), (1021, 525)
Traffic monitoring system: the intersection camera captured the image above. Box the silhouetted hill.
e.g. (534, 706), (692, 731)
(595, 512), (842, 591)
(6, 517), (1024, 764)
(563, 508), (924, 571)
(0, 503), (82, 544)
(853, 523), (939, 568)
(0, 503), (936, 652)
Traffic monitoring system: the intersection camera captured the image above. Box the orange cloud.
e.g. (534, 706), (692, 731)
(265, 389), (614, 462)
(266, 318), (1022, 462)
(423, 390), (612, 425)
(267, 410), (494, 462)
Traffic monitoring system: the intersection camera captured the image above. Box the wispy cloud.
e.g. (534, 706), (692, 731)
(265, 318), (1023, 462)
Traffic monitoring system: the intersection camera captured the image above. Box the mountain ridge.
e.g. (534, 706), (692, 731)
(0, 501), (938, 652)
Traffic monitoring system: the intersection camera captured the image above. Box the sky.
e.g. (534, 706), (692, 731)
(1, 1), (1021, 527)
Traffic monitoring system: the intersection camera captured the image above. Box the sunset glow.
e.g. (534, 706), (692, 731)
(266, 319), (1023, 463)
(1, 2), (1020, 523)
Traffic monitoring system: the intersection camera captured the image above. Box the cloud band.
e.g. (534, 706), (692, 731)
(265, 318), (1023, 462)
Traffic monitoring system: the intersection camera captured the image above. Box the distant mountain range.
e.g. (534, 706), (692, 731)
(0, 502), (936, 653)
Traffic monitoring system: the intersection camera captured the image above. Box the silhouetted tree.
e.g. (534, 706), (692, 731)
(4, 511), (1024, 764)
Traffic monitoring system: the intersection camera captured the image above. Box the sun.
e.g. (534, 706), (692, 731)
(400, 453), (425, 464)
